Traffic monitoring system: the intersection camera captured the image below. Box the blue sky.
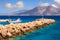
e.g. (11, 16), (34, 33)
(0, 0), (56, 15)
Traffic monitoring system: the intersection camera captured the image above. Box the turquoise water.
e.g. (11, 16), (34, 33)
(14, 16), (60, 40)
(14, 23), (60, 40)
(0, 16), (60, 40)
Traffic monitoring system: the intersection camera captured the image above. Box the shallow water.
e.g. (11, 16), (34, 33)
(0, 16), (60, 40)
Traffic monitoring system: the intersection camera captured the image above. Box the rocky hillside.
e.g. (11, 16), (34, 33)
(12, 5), (60, 16)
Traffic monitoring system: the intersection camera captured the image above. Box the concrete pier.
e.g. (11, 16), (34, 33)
(0, 18), (55, 40)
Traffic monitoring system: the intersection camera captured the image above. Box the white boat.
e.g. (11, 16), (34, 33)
(12, 18), (21, 23)
(8, 18), (21, 23)
(0, 18), (21, 24)
(0, 19), (8, 22)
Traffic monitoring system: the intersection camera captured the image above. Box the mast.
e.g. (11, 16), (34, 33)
(41, 9), (44, 19)
(8, 15), (12, 23)
(38, 2), (44, 19)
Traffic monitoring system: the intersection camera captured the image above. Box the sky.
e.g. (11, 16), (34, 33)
(0, 0), (59, 15)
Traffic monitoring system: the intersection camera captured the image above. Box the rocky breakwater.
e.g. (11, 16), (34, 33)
(0, 18), (55, 40)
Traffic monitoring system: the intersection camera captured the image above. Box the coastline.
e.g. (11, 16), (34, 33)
(0, 18), (55, 40)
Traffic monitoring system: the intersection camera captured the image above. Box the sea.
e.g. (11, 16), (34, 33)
(0, 16), (60, 40)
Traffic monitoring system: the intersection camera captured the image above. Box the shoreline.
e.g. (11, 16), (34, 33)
(0, 18), (55, 40)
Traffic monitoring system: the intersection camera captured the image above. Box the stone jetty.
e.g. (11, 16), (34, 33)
(0, 18), (55, 40)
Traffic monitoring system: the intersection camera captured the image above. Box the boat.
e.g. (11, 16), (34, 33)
(8, 18), (21, 23)
(0, 19), (8, 22)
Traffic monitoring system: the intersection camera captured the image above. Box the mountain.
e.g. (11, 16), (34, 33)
(12, 4), (60, 16)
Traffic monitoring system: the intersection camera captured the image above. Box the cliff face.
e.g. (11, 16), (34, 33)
(12, 5), (60, 16)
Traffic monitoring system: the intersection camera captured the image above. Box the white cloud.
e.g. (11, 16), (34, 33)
(5, 1), (24, 9)
(52, 4), (58, 8)
(27, 7), (34, 10)
(5, 3), (13, 8)
(39, 3), (50, 6)
(55, 0), (60, 4)
(54, 0), (60, 7)
(16, 1), (24, 8)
